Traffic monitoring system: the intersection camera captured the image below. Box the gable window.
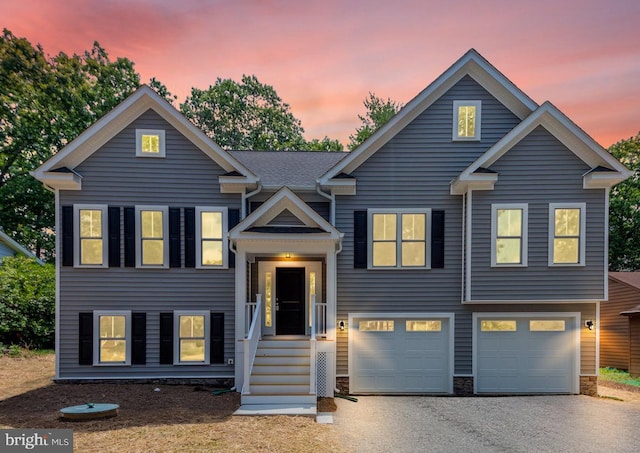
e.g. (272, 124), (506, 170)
(174, 311), (210, 364)
(491, 204), (528, 267)
(74, 204), (108, 267)
(135, 206), (169, 268)
(196, 207), (228, 268)
(368, 209), (430, 269)
(136, 129), (166, 158)
(94, 311), (131, 365)
(453, 100), (481, 141)
(549, 203), (586, 266)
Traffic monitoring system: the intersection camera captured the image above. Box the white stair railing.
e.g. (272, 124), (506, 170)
(243, 294), (262, 395)
(315, 301), (327, 338)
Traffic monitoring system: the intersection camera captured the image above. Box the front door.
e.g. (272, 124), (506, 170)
(276, 267), (305, 335)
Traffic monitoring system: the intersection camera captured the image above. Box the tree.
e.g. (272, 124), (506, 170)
(608, 132), (640, 271)
(299, 136), (343, 152)
(348, 92), (403, 150)
(0, 256), (55, 349)
(181, 75), (309, 150)
(0, 29), (172, 261)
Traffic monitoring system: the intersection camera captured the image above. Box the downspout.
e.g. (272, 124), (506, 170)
(461, 192), (466, 304)
(316, 181), (335, 225)
(241, 180), (262, 219)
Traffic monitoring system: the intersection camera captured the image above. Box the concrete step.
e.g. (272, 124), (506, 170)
(258, 340), (310, 349)
(256, 347), (310, 357)
(241, 394), (317, 405)
(234, 404), (316, 417)
(250, 373), (310, 385)
(254, 355), (310, 366)
(251, 364), (310, 375)
(248, 383), (311, 394)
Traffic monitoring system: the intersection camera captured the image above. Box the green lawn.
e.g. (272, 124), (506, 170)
(600, 368), (640, 387)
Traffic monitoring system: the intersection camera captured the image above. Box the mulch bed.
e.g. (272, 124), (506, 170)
(598, 380), (640, 393)
(0, 382), (240, 431)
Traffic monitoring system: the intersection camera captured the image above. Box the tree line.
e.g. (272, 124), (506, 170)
(0, 29), (638, 270)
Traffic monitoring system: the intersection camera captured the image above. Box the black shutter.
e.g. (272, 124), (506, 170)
(78, 312), (93, 365)
(61, 206), (74, 266)
(159, 312), (174, 364)
(431, 210), (445, 269)
(228, 209), (240, 268)
(131, 312), (147, 365)
(184, 208), (196, 268)
(169, 208), (181, 268)
(108, 206), (121, 267)
(211, 312), (225, 364)
(354, 210), (367, 269)
(124, 207), (135, 267)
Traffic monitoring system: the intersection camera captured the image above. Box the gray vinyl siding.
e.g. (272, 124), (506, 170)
(335, 76), (522, 375)
(470, 126), (606, 301)
(0, 242), (15, 261)
(601, 279), (637, 369)
(58, 109), (238, 379)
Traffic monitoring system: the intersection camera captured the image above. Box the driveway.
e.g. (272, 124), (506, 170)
(332, 390), (640, 452)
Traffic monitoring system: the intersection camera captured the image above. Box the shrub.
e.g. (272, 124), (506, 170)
(0, 256), (55, 349)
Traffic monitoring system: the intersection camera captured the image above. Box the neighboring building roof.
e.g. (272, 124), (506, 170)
(230, 150), (347, 190)
(32, 85), (258, 190)
(609, 272), (640, 291)
(0, 229), (44, 265)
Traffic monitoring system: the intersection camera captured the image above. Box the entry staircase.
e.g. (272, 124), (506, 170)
(236, 336), (317, 416)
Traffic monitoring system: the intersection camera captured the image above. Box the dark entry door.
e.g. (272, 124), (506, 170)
(276, 267), (305, 335)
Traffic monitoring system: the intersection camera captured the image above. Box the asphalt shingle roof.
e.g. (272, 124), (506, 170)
(229, 150), (348, 189)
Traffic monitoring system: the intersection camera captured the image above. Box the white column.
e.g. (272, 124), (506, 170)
(234, 248), (247, 389)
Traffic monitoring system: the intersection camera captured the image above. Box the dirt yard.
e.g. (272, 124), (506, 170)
(0, 354), (341, 452)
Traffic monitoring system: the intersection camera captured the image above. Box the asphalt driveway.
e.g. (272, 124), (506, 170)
(332, 391), (640, 452)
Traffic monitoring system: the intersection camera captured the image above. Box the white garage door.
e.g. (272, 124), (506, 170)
(475, 315), (578, 394)
(351, 315), (452, 394)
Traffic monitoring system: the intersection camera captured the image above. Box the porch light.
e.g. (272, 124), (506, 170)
(339, 320), (345, 331)
(285, 252), (291, 259)
(585, 320), (594, 331)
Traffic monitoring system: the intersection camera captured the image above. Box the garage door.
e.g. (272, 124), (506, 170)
(475, 315), (578, 394)
(351, 315), (452, 394)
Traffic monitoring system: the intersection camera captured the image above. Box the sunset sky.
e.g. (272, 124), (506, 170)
(2, 0), (639, 148)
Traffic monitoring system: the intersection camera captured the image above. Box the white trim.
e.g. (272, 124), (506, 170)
(548, 203), (586, 267)
(348, 312), (455, 395)
(55, 190), (61, 379)
(595, 300), (601, 373)
(453, 100), (481, 141)
(195, 206), (229, 269)
(173, 310), (211, 365)
(0, 229), (44, 264)
(465, 191), (473, 301)
(135, 205), (169, 269)
(135, 129), (166, 158)
(367, 208), (431, 270)
(604, 189), (610, 300)
(93, 310), (132, 366)
(472, 312), (581, 394)
(464, 298), (602, 304)
(491, 203), (528, 267)
(73, 204), (108, 268)
(53, 374), (234, 381)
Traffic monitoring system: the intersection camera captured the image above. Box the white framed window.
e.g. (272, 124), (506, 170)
(549, 203), (586, 266)
(491, 204), (528, 267)
(74, 204), (108, 268)
(136, 129), (166, 158)
(453, 100), (481, 141)
(368, 209), (431, 269)
(135, 206), (169, 268)
(94, 310), (131, 365)
(195, 207), (228, 269)
(174, 311), (210, 364)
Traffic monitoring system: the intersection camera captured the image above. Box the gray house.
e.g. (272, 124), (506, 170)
(0, 228), (43, 264)
(33, 50), (631, 412)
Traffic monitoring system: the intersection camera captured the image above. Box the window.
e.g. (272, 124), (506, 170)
(549, 203), (586, 266)
(359, 320), (394, 331)
(481, 320), (517, 331)
(406, 320), (442, 332)
(94, 311), (131, 365)
(135, 206), (169, 268)
(491, 204), (528, 266)
(368, 209), (430, 269)
(174, 311), (210, 364)
(196, 207), (228, 268)
(74, 204), (108, 267)
(136, 129), (165, 157)
(453, 100), (481, 140)
(530, 320), (566, 331)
